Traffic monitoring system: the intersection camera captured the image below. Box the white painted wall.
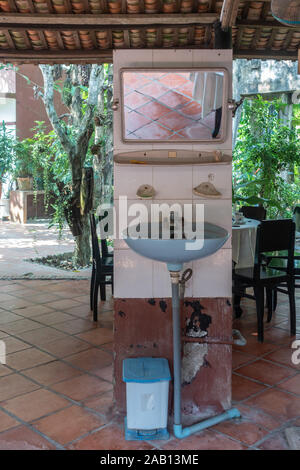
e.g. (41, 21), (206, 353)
(113, 49), (232, 298)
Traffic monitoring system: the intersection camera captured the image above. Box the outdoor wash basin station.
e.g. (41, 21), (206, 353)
(112, 48), (239, 438)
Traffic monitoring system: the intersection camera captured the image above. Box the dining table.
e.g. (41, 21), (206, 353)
(232, 218), (261, 269)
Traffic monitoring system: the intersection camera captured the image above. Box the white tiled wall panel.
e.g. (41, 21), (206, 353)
(113, 50), (232, 299)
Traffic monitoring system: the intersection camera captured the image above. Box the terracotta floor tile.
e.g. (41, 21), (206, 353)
(0, 409), (19, 432)
(236, 404), (281, 431)
(51, 374), (112, 401)
(63, 305), (93, 318)
(68, 424), (153, 450)
(0, 373), (40, 401)
(159, 73), (188, 89)
(213, 419), (268, 446)
(76, 328), (113, 346)
(0, 293), (16, 302)
(43, 298), (82, 311)
(1, 389), (69, 422)
(161, 429), (245, 450)
(125, 91), (151, 110)
(134, 121), (173, 139)
(16, 326), (68, 347)
(101, 342), (113, 353)
(180, 100), (202, 118)
(158, 90), (191, 109)
(51, 290), (87, 300)
(244, 388), (300, 421)
(258, 432), (289, 450)
(232, 350), (256, 369)
(232, 374), (267, 402)
(83, 390), (113, 414)
(23, 360), (81, 386)
(0, 426), (56, 450)
(277, 374), (300, 395)
(64, 348), (113, 372)
(4, 337), (32, 355)
(6, 347), (54, 370)
(33, 405), (106, 445)
(235, 359), (296, 385)
(18, 280), (56, 289)
(263, 327), (299, 344)
(72, 295), (90, 303)
(11, 304), (55, 318)
(264, 347), (300, 370)
(275, 321), (300, 334)
(0, 283), (22, 293)
(0, 365), (13, 377)
(178, 122), (214, 140)
(14, 288), (42, 299)
(124, 109), (152, 133)
(41, 336), (91, 358)
(93, 365), (113, 382)
(137, 101), (171, 120)
(32, 311), (74, 326)
(0, 318), (43, 334)
(26, 293), (61, 304)
(233, 335), (281, 357)
(157, 110), (194, 132)
(1, 298), (36, 310)
(0, 311), (23, 324)
(140, 82), (169, 99)
(52, 318), (97, 335)
(124, 74), (150, 89)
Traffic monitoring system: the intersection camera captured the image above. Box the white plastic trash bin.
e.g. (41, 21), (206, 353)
(123, 357), (171, 440)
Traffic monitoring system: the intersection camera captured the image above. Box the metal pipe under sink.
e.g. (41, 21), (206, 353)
(169, 267), (241, 439)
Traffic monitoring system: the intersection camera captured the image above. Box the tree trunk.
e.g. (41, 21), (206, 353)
(73, 213), (91, 266)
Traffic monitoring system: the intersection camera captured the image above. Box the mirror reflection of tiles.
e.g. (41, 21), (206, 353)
(122, 70), (224, 141)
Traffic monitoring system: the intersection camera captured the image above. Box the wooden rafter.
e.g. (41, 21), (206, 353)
(220, 0), (240, 29)
(3, 30), (15, 49)
(6, 0), (17, 12)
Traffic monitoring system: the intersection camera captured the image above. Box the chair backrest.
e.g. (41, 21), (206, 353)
(99, 211), (109, 258)
(255, 219), (295, 273)
(293, 206), (300, 232)
(89, 213), (102, 267)
(241, 206), (267, 221)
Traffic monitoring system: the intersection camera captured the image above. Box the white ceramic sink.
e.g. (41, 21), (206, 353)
(124, 222), (229, 271)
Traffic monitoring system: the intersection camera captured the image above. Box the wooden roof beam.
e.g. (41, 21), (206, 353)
(233, 48), (298, 60)
(0, 13), (219, 30)
(237, 19), (300, 30)
(0, 49), (113, 63)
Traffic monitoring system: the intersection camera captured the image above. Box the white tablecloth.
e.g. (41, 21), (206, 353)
(232, 219), (261, 269)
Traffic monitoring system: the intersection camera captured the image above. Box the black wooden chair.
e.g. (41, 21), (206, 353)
(233, 219), (296, 342)
(264, 250), (300, 319)
(240, 206), (267, 222)
(89, 213), (113, 322)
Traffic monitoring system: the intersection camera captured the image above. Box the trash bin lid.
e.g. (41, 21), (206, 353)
(123, 357), (171, 383)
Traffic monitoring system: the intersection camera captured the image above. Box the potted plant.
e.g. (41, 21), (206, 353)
(0, 121), (14, 199)
(13, 139), (34, 190)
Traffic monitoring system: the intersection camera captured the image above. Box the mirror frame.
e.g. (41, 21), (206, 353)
(120, 67), (229, 144)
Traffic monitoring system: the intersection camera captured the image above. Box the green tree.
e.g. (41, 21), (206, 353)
(233, 96), (300, 218)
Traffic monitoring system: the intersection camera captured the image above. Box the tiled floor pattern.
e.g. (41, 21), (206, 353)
(123, 71), (218, 141)
(0, 279), (299, 450)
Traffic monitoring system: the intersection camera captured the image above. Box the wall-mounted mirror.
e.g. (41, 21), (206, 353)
(121, 68), (228, 143)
